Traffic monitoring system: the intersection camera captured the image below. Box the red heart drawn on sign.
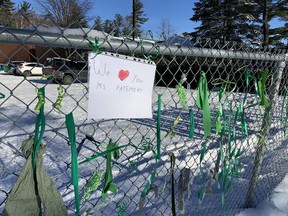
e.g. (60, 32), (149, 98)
(118, 70), (129, 81)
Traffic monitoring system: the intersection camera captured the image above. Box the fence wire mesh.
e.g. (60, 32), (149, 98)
(0, 11), (288, 216)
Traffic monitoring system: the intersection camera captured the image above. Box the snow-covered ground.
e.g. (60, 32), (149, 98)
(1, 71), (288, 215)
(236, 175), (288, 216)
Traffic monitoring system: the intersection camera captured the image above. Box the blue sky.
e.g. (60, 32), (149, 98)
(12, 0), (284, 37)
(88, 0), (199, 35)
(13, 0), (199, 36)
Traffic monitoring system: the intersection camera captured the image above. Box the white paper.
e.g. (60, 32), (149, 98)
(88, 52), (156, 119)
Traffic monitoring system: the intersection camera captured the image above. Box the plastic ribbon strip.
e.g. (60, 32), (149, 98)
(196, 72), (211, 138)
(176, 83), (188, 108)
(80, 137), (157, 213)
(79, 144), (129, 164)
(217, 102), (244, 211)
(258, 68), (270, 107)
(34, 87), (45, 111)
(156, 94), (162, 160)
(214, 87), (224, 135)
(140, 151), (157, 199)
(101, 139), (120, 200)
(235, 71), (261, 140)
(0, 92), (5, 99)
(211, 76), (237, 135)
(65, 112), (80, 216)
(32, 87), (46, 216)
(138, 145), (158, 215)
(32, 87), (46, 171)
(165, 115), (181, 138)
(243, 71), (259, 109)
(82, 170), (103, 201)
(53, 85), (64, 110)
(139, 38), (160, 61)
(79, 141), (130, 201)
(117, 196), (130, 216)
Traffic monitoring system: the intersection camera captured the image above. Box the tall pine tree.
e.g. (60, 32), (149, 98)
(0, 0), (15, 26)
(190, 0), (260, 44)
(93, 16), (103, 31)
(124, 0), (148, 37)
(259, 0), (288, 47)
(113, 14), (124, 37)
(190, 0), (288, 47)
(14, 1), (35, 28)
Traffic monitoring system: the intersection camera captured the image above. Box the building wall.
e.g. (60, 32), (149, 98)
(0, 44), (66, 64)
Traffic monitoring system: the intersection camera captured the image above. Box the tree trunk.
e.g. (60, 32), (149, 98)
(262, 0), (269, 46)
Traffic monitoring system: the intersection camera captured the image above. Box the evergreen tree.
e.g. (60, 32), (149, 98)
(122, 15), (132, 36)
(259, 0), (288, 47)
(0, 0), (15, 26)
(92, 1), (147, 37)
(124, 0), (148, 37)
(93, 16), (102, 31)
(190, 0), (260, 44)
(19, 1), (33, 15)
(113, 14), (124, 37)
(132, 0), (148, 36)
(190, 0), (288, 47)
(14, 1), (34, 28)
(102, 19), (114, 34)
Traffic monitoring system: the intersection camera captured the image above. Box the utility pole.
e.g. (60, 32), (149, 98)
(132, 0), (135, 40)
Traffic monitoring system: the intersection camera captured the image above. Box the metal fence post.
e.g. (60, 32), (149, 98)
(244, 54), (288, 208)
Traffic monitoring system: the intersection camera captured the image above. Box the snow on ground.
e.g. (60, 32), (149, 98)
(236, 175), (288, 216)
(0, 71), (288, 215)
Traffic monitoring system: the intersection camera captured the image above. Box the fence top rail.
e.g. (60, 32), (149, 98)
(0, 27), (287, 62)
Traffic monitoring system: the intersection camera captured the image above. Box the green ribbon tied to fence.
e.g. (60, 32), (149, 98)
(156, 94), (162, 159)
(196, 72), (211, 138)
(33, 88), (46, 172)
(189, 108), (195, 138)
(139, 38), (160, 61)
(176, 83), (188, 108)
(89, 37), (104, 54)
(101, 139), (120, 200)
(53, 85), (64, 110)
(34, 88), (45, 111)
(258, 68), (270, 107)
(65, 112), (80, 216)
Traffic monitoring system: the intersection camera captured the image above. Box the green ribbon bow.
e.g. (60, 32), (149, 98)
(89, 37), (104, 54)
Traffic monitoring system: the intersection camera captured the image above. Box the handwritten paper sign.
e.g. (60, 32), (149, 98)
(88, 52), (156, 119)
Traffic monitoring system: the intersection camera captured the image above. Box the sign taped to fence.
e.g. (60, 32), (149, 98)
(88, 52), (156, 119)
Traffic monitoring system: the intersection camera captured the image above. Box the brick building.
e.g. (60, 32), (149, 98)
(0, 44), (64, 64)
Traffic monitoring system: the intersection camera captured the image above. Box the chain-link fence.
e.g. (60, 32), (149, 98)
(1, 11), (288, 216)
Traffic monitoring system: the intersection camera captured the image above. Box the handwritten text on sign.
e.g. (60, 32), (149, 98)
(88, 53), (156, 119)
